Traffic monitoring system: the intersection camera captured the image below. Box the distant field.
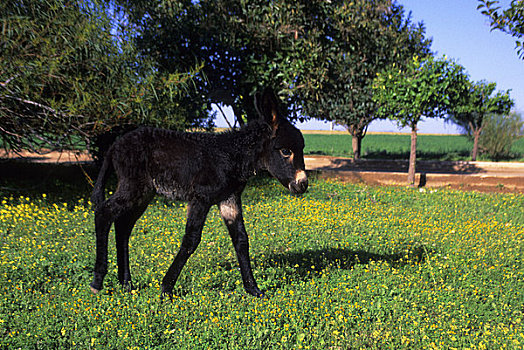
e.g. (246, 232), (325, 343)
(303, 132), (524, 161)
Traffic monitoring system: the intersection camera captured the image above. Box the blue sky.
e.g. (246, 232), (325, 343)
(216, 0), (524, 134)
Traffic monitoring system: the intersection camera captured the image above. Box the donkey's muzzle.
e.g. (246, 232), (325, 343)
(289, 170), (308, 194)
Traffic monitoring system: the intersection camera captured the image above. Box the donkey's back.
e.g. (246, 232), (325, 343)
(99, 125), (263, 204)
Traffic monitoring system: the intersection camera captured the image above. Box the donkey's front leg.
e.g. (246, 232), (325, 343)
(219, 194), (264, 298)
(161, 201), (210, 299)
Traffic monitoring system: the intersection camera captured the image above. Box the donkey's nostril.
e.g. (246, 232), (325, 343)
(289, 178), (308, 194)
(299, 178), (308, 193)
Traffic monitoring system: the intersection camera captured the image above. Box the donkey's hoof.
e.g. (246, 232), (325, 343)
(245, 287), (265, 298)
(160, 285), (174, 302)
(160, 291), (173, 302)
(121, 282), (135, 293)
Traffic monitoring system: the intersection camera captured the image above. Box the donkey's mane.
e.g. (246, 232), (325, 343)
(139, 120), (271, 163)
(140, 119), (271, 145)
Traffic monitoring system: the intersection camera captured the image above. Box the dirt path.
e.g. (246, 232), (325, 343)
(0, 149), (92, 163)
(1, 150), (523, 193)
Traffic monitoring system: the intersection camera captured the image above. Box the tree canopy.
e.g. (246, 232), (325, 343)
(296, 1), (431, 159)
(0, 0), (210, 154)
(373, 56), (467, 128)
(113, 0), (322, 124)
(113, 1), (430, 126)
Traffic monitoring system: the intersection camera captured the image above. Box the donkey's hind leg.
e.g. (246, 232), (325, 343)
(114, 200), (151, 291)
(90, 198), (117, 293)
(90, 184), (151, 294)
(161, 201), (211, 299)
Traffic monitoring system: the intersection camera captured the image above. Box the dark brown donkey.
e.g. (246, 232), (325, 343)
(89, 89), (308, 298)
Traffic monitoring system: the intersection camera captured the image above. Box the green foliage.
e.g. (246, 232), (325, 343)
(373, 56), (468, 129)
(449, 81), (514, 135)
(0, 177), (523, 348)
(478, 0), (524, 59)
(447, 80), (514, 161)
(479, 112), (524, 160)
(114, 0), (322, 123)
(294, 1), (431, 160)
(0, 0), (209, 153)
(296, 1), (430, 123)
(114, 0), (430, 131)
(372, 55), (468, 183)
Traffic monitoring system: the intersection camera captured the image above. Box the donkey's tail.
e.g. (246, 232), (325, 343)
(91, 148), (113, 210)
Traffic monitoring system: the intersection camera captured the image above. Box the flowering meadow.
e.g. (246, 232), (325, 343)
(1, 176), (523, 349)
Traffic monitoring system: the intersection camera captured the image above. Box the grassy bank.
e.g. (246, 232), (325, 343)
(1, 175), (523, 349)
(303, 132), (524, 161)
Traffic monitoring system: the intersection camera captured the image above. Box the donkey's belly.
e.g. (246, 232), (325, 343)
(152, 178), (188, 201)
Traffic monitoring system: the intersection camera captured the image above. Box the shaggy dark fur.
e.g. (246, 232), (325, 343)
(89, 89), (308, 298)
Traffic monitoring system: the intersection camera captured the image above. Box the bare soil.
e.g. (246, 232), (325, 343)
(305, 155), (524, 194)
(0, 149), (92, 163)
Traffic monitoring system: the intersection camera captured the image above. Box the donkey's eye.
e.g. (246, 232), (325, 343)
(279, 148), (292, 157)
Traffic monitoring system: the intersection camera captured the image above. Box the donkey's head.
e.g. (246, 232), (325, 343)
(255, 88), (308, 195)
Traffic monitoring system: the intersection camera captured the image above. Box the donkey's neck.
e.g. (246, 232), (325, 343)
(220, 121), (271, 180)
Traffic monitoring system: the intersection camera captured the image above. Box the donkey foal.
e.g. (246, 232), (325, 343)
(89, 89), (308, 298)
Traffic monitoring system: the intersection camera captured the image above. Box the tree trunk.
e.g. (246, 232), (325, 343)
(351, 133), (362, 160)
(408, 125), (418, 186)
(231, 105), (245, 127)
(472, 128), (481, 161)
(348, 124), (366, 160)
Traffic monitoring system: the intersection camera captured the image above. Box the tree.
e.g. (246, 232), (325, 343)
(112, 0), (326, 125)
(0, 0), (208, 154)
(373, 56), (468, 185)
(300, 1), (431, 160)
(478, 0), (524, 59)
(113, 0), (432, 148)
(448, 81), (514, 161)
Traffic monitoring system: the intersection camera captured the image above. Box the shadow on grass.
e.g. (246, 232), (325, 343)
(0, 159), (96, 203)
(0, 160), (281, 201)
(308, 149), (522, 162)
(315, 157), (484, 175)
(306, 150), (474, 161)
(263, 245), (430, 278)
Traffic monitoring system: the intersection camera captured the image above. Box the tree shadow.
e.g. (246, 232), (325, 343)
(261, 244), (431, 280)
(0, 159), (95, 203)
(320, 157), (484, 175)
(363, 150), (472, 161)
(307, 150), (329, 156)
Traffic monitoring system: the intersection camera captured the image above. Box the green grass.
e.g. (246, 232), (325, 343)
(304, 133), (524, 161)
(1, 176), (523, 349)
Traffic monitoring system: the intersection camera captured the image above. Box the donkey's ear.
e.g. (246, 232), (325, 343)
(254, 88), (280, 129)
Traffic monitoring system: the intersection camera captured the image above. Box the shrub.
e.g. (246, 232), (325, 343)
(479, 112), (523, 160)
